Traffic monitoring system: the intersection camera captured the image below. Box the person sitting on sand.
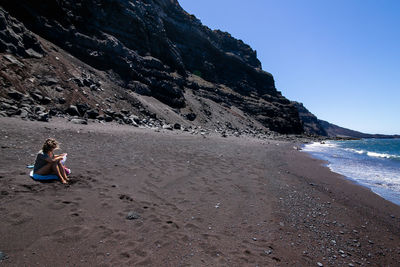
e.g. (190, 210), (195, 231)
(34, 138), (69, 184)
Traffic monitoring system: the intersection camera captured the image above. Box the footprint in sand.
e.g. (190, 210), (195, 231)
(49, 226), (89, 243)
(119, 194), (134, 202)
(6, 212), (33, 225)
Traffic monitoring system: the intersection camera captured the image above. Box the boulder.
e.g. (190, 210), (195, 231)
(126, 211), (140, 220)
(37, 112), (49, 122)
(41, 96), (51, 105)
(129, 115), (140, 123)
(7, 89), (24, 100)
(40, 77), (58, 86)
(71, 118), (88, 125)
(76, 103), (89, 115)
(33, 105), (46, 114)
(30, 91), (43, 102)
(18, 109), (29, 118)
(86, 109), (99, 119)
(65, 105), (80, 116)
(162, 124), (173, 130)
(104, 115), (113, 122)
(186, 113), (196, 121)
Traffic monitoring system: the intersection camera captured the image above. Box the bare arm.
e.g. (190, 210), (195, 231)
(44, 154), (65, 163)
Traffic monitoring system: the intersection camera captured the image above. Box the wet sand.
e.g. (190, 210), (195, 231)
(0, 117), (399, 266)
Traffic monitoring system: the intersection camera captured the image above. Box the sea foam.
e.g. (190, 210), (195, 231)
(303, 139), (400, 205)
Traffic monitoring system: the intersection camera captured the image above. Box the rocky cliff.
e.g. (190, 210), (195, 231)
(0, 0), (303, 134)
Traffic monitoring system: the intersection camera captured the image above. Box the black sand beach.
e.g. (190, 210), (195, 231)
(0, 117), (399, 266)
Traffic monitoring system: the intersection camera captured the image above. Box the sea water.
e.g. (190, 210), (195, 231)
(303, 139), (400, 205)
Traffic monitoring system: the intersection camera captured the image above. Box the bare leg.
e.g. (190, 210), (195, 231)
(58, 161), (69, 181)
(52, 162), (68, 184)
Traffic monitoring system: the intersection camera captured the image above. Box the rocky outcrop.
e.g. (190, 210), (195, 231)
(0, 8), (44, 58)
(292, 102), (327, 136)
(0, 0), (303, 134)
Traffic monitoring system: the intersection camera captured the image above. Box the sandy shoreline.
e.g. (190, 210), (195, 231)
(0, 117), (399, 266)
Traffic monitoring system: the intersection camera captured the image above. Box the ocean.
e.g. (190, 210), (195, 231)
(302, 139), (400, 205)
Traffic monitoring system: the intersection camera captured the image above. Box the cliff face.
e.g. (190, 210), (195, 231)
(0, 0), (303, 134)
(292, 102), (327, 136)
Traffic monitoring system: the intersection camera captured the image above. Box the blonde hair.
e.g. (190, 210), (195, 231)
(42, 138), (59, 153)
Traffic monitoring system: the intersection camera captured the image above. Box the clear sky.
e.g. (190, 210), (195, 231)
(178, 0), (400, 135)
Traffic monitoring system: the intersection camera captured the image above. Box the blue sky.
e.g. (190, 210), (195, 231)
(178, 0), (400, 134)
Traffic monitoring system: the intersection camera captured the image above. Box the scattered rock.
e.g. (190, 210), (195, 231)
(162, 124), (173, 130)
(173, 123), (181, 130)
(66, 105), (80, 116)
(186, 113), (196, 121)
(30, 91), (43, 102)
(86, 109), (99, 119)
(25, 48), (43, 58)
(76, 103), (89, 115)
(0, 251), (7, 261)
(71, 118), (88, 125)
(317, 262), (323, 267)
(17, 108), (29, 118)
(40, 76), (58, 86)
(33, 105), (46, 114)
(41, 96), (52, 105)
(104, 115), (113, 122)
(126, 211), (141, 220)
(37, 112), (49, 122)
(3, 54), (24, 67)
(7, 89), (24, 100)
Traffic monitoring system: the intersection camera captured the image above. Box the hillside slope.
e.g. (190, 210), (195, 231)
(0, 0), (303, 134)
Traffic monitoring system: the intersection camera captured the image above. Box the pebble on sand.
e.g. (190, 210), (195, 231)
(126, 211), (141, 220)
(0, 251), (7, 261)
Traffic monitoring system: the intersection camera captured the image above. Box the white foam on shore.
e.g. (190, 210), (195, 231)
(345, 148), (365, 154)
(367, 151), (400, 159)
(302, 141), (400, 205)
(303, 141), (338, 152)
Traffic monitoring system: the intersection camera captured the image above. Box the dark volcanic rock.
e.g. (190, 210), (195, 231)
(7, 89), (24, 100)
(86, 109), (99, 119)
(76, 103), (89, 116)
(292, 102), (327, 136)
(0, 7), (44, 58)
(126, 211), (141, 220)
(0, 251), (7, 261)
(58, 97), (66, 104)
(71, 118), (87, 125)
(1, 0), (304, 134)
(185, 113), (196, 121)
(65, 105), (80, 116)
